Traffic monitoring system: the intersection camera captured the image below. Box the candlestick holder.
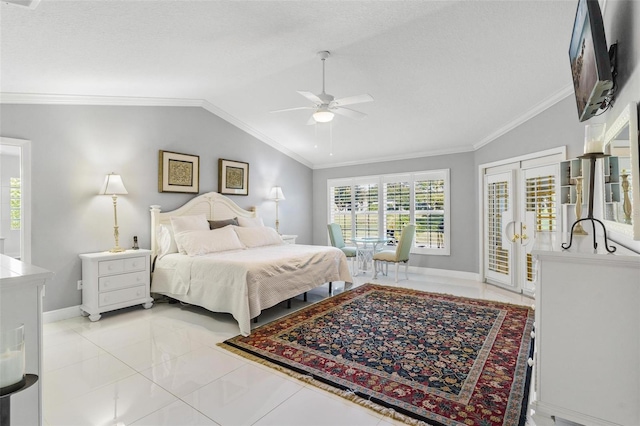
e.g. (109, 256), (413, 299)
(562, 152), (616, 253)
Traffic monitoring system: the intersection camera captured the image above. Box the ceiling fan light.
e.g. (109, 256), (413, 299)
(313, 110), (334, 123)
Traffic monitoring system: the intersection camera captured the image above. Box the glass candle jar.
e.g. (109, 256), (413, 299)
(584, 123), (606, 154)
(0, 324), (25, 393)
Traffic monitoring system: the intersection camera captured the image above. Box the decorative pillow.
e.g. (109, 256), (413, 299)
(156, 224), (178, 258)
(233, 226), (283, 248)
(237, 216), (264, 227)
(174, 226), (245, 257)
(170, 214), (210, 254)
(209, 217), (239, 229)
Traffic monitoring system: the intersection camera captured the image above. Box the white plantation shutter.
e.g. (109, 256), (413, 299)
(525, 174), (556, 232)
(354, 182), (379, 237)
(486, 177), (511, 278)
(328, 169), (450, 255)
(524, 172), (557, 283)
(383, 179), (410, 243)
(329, 184), (352, 241)
(414, 175), (446, 250)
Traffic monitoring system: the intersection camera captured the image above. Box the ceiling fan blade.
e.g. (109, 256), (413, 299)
(270, 106), (315, 113)
(332, 93), (374, 107)
(333, 107), (367, 120)
(297, 91), (323, 105)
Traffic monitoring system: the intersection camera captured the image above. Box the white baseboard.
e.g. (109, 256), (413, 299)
(43, 305), (82, 324)
(408, 266), (481, 282)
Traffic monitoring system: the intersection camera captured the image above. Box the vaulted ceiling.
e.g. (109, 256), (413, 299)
(1, 1), (580, 168)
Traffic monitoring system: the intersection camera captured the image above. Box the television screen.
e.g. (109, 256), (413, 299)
(569, 0), (613, 122)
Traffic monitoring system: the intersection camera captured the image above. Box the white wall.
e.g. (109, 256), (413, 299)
(0, 104), (312, 312)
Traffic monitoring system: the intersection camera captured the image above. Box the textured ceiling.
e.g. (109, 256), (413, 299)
(0, 0), (579, 168)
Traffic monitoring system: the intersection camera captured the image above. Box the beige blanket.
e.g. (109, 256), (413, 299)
(152, 244), (352, 335)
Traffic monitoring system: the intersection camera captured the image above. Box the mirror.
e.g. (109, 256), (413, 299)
(602, 102), (640, 240)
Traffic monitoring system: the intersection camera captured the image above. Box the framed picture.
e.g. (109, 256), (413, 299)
(218, 159), (249, 196)
(158, 150), (200, 193)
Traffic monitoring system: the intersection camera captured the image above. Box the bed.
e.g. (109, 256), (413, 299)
(150, 192), (352, 335)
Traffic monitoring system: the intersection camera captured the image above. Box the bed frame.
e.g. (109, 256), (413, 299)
(150, 192), (257, 262)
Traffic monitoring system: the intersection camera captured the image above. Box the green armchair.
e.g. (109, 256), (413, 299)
(327, 223), (357, 276)
(372, 224), (416, 282)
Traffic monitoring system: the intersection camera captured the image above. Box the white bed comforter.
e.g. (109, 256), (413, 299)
(152, 244), (352, 335)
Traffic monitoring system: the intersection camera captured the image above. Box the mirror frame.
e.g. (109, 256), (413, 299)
(602, 102), (640, 240)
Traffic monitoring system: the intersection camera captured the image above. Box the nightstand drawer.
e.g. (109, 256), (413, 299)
(98, 256), (146, 276)
(99, 271), (148, 292)
(99, 285), (147, 307)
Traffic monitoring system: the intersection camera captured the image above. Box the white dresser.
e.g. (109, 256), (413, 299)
(0, 254), (53, 426)
(531, 233), (640, 426)
(79, 249), (153, 321)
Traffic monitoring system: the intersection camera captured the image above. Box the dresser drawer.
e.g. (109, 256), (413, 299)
(99, 285), (147, 307)
(98, 256), (146, 276)
(99, 271), (148, 292)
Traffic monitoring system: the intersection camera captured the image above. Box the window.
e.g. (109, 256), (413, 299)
(329, 184), (352, 241)
(328, 169), (450, 255)
(10, 177), (21, 231)
(354, 182), (378, 237)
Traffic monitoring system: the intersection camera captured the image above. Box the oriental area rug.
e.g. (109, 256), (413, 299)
(219, 284), (534, 426)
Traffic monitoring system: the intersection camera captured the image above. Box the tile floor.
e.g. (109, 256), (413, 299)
(42, 272), (533, 426)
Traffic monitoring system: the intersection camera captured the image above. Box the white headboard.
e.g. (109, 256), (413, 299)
(150, 192), (257, 261)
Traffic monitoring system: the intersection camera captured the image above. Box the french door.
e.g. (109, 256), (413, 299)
(484, 161), (559, 295)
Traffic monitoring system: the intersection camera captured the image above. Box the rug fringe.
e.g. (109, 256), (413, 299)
(218, 342), (434, 426)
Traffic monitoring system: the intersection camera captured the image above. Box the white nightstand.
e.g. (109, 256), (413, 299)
(281, 234), (298, 244)
(79, 249), (153, 321)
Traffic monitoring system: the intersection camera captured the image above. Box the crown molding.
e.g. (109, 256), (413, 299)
(472, 85), (574, 151)
(313, 145), (474, 170)
(2, 87), (575, 170)
(199, 100), (311, 168)
(0, 92), (203, 106)
(0, 92), (313, 168)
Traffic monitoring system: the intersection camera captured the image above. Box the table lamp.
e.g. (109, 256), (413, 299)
(269, 186), (285, 234)
(99, 173), (128, 253)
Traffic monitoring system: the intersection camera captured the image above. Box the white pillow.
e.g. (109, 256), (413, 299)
(156, 224), (178, 258)
(174, 226), (245, 257)
(237, 216), (264, 227)
(233, 226), (283, 248)
(170, 214), (210, 254)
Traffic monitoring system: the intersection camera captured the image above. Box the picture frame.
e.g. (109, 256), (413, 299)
(218, 159), (249, 196)
(158, 150), (200, 193)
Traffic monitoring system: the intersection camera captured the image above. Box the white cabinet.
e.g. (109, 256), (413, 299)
(531, 233), (640, 426)
(0, 254), (53, 426)
(281, 234), (297, 244)
(80, 250), (153, 321)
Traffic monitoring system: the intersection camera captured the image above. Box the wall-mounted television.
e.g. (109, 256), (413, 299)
(569, 0), (614, 122)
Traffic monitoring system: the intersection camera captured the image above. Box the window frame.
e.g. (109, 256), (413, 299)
(327, 169), (450, 256)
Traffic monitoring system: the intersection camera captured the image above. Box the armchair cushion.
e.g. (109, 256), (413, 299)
(373, 250), (398, 262)
(341, 247), (357, 257)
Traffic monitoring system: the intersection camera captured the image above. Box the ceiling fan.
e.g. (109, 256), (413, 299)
(271, 51), (374, 125)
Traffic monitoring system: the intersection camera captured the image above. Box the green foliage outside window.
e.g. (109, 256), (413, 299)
(10, 177), (21, 231)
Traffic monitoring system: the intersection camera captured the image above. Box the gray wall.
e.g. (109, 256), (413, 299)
(312, 152), (477, 273)
(1, 0), (638, 312)
(0, 104), (312, 312)
(313, 0), (640, 272)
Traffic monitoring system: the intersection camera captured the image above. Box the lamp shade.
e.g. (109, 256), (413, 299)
(99, 173), (128, 195)
(313, 109), (334, 123)
(269, 186), (285, 201)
